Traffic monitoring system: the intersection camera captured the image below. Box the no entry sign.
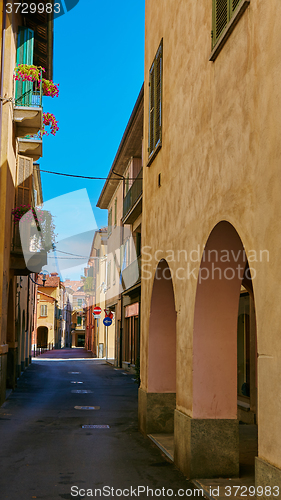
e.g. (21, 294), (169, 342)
(93, 306), (102, 315)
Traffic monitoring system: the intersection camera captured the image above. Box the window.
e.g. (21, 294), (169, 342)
(108, 208), (112, 236)
(16, 155), (33, 206)
(15, 27), (34, 105)
(40, 305), (47, 317)
(113, 255), (116, 285)
(96, 249), (100, 273)
(107, 261), (111, 288)
(212, 0), (244, 47)
(78, 299), (83, 307)
(124, 238), (130, 268)
(148, 39), (163, 164)
(136, 232), (141, 257)
(77, 316), (82, 326)
(114, 198), (117, 227)
(125, 175), (129, 195)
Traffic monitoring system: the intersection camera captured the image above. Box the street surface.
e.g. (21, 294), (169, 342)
(0, 350), (197, 500)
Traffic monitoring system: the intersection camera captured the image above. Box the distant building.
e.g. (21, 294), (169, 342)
(37, 273), (67, 349)
(64, 280), (86, 348)
(85, 228), (113, 360)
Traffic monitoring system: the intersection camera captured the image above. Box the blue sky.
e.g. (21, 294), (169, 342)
(40, 0), (145, 231)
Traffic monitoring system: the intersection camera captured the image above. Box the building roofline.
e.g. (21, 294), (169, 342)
(38, 290), (57, 301)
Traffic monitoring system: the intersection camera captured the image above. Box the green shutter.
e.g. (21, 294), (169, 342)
(155, 43), (162, 148)
(214, 0), (228, 44)
(15, 27), (34, 106)
(114, 198), (117, 226)
(232, 0), (241, 13)
(108, 208), (112, 235)
(148, 40), (163, 158)
(149, 65), (155, 155)
(212, 0), (242, 47)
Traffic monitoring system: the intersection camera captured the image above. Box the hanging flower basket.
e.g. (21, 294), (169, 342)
(14, 64), (43, 82)
(14, 64), (59, 97)
(42, 79), (59, 98)
(42, 112), (59, 136)
(12, 204), (32, 223)
(12, 205), (57, 250)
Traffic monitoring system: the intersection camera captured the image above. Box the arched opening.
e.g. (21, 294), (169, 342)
(21, 311), (25, 372)
(37, 326), (48, 348)
(6, 279), (16, 389)
(144, 260), (176, 441)
(16, 306), (21, 378)
(191, 221), (257, 478)
(148, 260), (177, 393)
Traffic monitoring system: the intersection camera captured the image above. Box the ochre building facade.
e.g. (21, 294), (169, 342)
(139, 0), (281, 491)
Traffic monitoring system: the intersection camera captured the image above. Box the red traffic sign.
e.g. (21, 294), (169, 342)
(93, 306), (102, 315)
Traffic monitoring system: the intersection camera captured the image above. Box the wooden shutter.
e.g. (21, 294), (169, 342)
(232, 0), (241, 13)
(40, 305), (47, 317)
(15, 27), (34, 106)
(214, 0), (228, 44)
(148, 40), (162, 157)
(155, 42), (162, 148)
(114, 198), (117, 226)
(108, 208), (112, 236)
(16, 155), (33, 207)
(149, 65), (155, 155)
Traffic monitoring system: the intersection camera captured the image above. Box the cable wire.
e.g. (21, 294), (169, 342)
(35, 167), (142, 181)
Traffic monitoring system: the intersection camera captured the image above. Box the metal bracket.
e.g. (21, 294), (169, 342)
(0, 96), (14, 103)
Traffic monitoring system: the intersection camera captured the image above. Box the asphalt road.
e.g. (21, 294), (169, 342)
(0, 353), (197, 500)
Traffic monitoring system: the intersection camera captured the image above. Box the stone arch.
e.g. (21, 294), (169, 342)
(148, 259), (177, 393)
(37, 326), (48, 348)
(193, 221), (251, 419)
(182, 220), (258, 478)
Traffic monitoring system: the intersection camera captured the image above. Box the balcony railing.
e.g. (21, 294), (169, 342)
(123, 168), (143, 221)
(121, 255), (141, 291)
(14, 71), (43, 138)
(10, 222), (47, 275)
(18, 132), (43, 161)
(15, 71), (43, 108)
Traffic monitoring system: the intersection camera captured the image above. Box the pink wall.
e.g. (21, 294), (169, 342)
(148, 260), (177, 393)
(193, 222), (245, 419)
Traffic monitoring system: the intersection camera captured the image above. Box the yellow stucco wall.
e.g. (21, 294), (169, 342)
(0, 13), (18, 353)
(142, 0), (281, 470)
(37, 294), (56, 346)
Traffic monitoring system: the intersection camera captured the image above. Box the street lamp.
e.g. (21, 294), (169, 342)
(29, 270), (48, 286)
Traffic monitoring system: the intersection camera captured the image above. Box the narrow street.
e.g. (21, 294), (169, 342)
(0, 350), (196, 500)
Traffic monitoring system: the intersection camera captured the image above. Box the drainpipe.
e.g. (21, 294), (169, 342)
(0, 0), (6, 151)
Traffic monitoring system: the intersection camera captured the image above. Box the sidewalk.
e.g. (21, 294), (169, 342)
(150, 424), (257, 500)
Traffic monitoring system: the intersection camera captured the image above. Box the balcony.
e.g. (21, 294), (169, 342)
(13, 77), (43, 138)
(18, 132), (43, 161)
(121, 255), (141, 291)
(10, 223), (47, 275)
(122, 168), (143, 224)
